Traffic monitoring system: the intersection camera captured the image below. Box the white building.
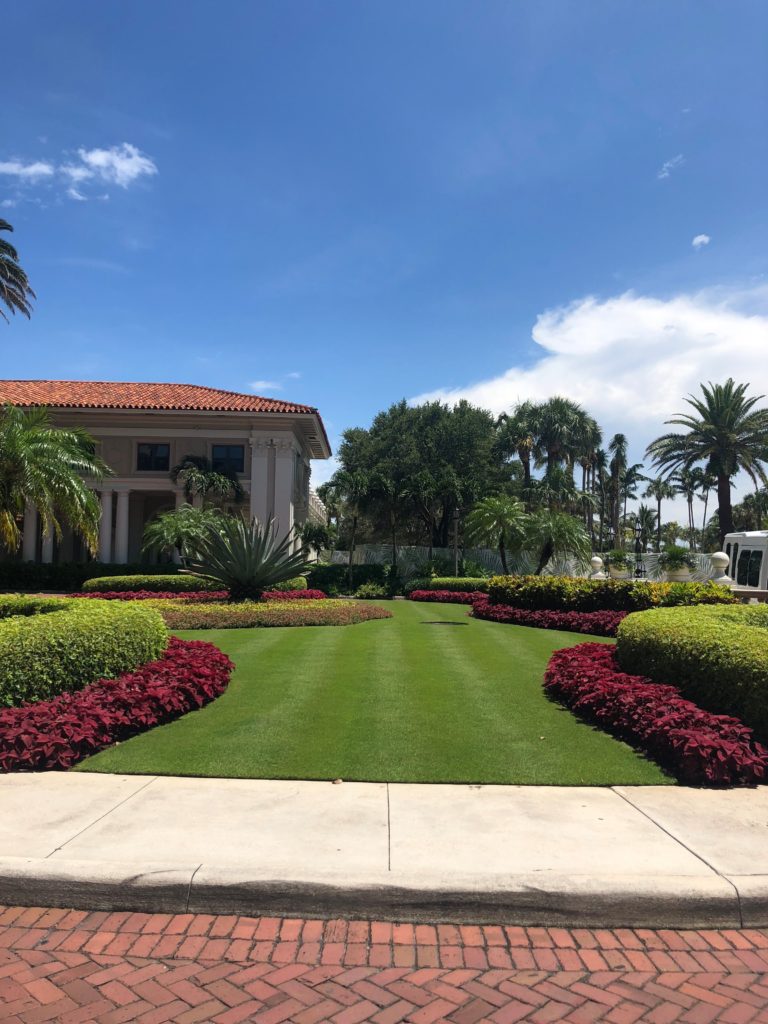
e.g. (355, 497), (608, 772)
(0, 379), (331, 564)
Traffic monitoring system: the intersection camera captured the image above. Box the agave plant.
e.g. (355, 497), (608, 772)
(182, 515), (310, 601)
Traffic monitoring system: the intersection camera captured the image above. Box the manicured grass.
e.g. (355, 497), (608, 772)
(77, 600), (672, 785)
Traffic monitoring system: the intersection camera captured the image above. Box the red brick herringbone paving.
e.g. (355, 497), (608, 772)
(1, 907), (768, 1024)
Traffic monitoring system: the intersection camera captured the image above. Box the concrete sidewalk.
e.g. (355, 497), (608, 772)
(1, 773), (766, 928)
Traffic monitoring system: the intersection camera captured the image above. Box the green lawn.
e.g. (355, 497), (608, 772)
(77, 600), (672, 785)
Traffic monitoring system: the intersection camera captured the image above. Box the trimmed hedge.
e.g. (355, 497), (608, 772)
(472, 599), (625, 637)
(152, 598), (392, 630)
(616, 604), (768, 740)
(0, 561), (181, 593)
(0, 637), (234, 771)
(0, 596), (168, 707)
(545, 642), (768, 786)
(404, 577), (490, 596)
(305, 563), (389, 596)
(82, 573), (221, 593)
(270, 576), (308, 591)
(486, 575), (735, 612)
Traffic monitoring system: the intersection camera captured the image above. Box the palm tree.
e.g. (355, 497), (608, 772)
(643, 476), (676, 551)
(647, 379), (768, 546)
(633, 503), (657, 550)
(672, 468), (699, 550)
(0, 220), (34, 322)
(525, 510), (591, 575)
(142, 504), (226, 562)
(530, 397), (592, 479)
(608, 433), (628, 543)
(496, 401), (536, 501)
(620, 462), (644, 527)
(465, 496), (527, 574)
(171, 454), (244, 506)
(0, 404), (109, 553)
(326, 469), (369, 590)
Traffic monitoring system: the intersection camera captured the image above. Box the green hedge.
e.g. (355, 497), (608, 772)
(0, 561), (181, 593)
(305, 563), (389, 596)
(270, 576), (308, 591)
(0, 596), (168, 707)
(82, 574), (222, 593)
(403, 577), (490, 595)
(486, 575), (735, 612)
(616, 604), (768, 739)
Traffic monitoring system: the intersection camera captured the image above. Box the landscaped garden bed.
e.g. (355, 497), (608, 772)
(148, 598), (392, 630)
(472, 599), (626, 637)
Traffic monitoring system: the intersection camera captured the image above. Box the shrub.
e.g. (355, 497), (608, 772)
(472, 599), (625, 636)
(354, 582), (389, 599)
(486, 575), (735, 612)
(0, 561), (181, 593)
(82, 574), (221, 593)
(544, 643), (768, 786)
(150, 598), (393, 630)
(403, 577), (491, 595)
(0, 596), (168, 707)
(616, 604), (768, 739)
(409, 589), (486, 605)
(270, 576), (307, 591)
(0, 637), (234, 772)
(657, 545), (697, 572)
(305, 563), (389, 596)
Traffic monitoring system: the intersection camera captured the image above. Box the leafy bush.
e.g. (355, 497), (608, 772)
(616, 604), (768, 739)
(306, 563), (389, 596)
(0, 637), (234, 771)
(404, 577), (491, 595)
(605, 549), (632, 570)
(354, 582), (389, 599)
(472, 599), (625, 636)
(408, 589), (486, 605)
(149, 598), (393, 630)
(486, 575), (735, 612)
(0, 561), (181, 593)
(270, 576), (307, 591)
(545, 643), (768, 786)
(0, 596), (168, 707)
(82, 574), (221, 593)
(657, 545), (697, 572)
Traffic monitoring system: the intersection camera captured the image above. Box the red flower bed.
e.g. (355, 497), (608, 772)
(260, 589), (327, 601)
(544, 643), (768, 786)
(409, 589), (486, 605)
(472, 598), (626, 637)
(0, 638), (234, 772)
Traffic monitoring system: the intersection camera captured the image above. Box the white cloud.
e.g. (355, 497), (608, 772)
(66, 187), (87, 202)
(0, 159), (55, 180)
(657, 154), (685, 179)
(249, 380), (282, 392)
(413, 285), (768, 523)
(73, 143), (157, 188)
(286, 371), (302, 379)
(692, 234), (711, 249)
(0, 198), (17, 208)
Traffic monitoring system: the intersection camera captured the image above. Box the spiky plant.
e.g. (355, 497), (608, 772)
(182, 515), (310, 601)
(0, 220), (34, 322)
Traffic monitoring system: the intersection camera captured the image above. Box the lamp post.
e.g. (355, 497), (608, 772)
(634, 519), (647, 579)
(452, 507), (460, 577)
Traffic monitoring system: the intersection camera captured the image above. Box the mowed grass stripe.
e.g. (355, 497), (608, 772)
(78, 601), (671, 785)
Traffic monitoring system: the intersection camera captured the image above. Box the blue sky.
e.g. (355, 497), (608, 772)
(2, 1), (767, 495)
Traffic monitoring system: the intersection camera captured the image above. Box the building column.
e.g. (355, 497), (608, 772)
(41, 527), (54, 565)
(22, 505), (38, 562)
(98, 489), (113, 563)
(114, 489), (130, 564)
(249, 436), (270, 526)
(273, 441), (296, 543)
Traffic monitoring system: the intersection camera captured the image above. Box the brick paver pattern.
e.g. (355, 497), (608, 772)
(0, 906), (767, 1023)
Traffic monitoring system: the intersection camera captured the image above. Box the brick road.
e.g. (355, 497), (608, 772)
(0, 906), (767, 1023)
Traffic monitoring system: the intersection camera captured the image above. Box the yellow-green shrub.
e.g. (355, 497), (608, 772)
(486, 575), (735, 612)
(82, 574), (220, 593)
(0, 596), (168, 707)
(616, 604), (768, 738)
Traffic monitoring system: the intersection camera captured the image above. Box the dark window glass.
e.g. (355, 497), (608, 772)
(137, 442), (170, 472)
(212, 444), (245, 475)
(736, 548), (763, 587)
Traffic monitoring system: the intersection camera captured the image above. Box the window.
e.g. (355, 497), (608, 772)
(212, 444), (245, 475)
(736, 548), (763, 587)
(137, 442), (170, 472)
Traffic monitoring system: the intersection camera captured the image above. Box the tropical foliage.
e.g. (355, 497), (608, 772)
(0, 219), (34, 323)
(142, 504), (225, 562)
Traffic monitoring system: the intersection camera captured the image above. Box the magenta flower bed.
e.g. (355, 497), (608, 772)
(0, 637), (234, 772)
(409, 589), (486, 605)
(260, 589), (327, 601)
(472, 598), (626, 637)
(72, 588), (327, 602)
(544, 643), (768, 785)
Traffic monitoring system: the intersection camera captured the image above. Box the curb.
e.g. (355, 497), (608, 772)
(0, 857), (752, 928)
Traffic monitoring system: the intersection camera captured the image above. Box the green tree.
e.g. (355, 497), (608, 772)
(524, 510), (591, 575)
(465, 496), (527, 573)
(0, 220), (34, 322)
(496, 401), (536, 499)
(608, 433), (628, 543)
(647, 379), (768, 546)
(642, 476), (676, 551)
(171, 454), (244, 507)
(0, 404), (109, 553)
(142, 504), (226, 562)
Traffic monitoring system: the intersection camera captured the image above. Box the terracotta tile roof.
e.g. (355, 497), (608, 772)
(0, 379), (319, 415)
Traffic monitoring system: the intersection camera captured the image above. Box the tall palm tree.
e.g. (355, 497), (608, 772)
(326, 469), (369, 589)
(620, 462), (644, 527)
(465, 495), (527, 574)
(647, 379), (768, 546)
(0, 220), (34, 322)
(672, 468), (699, 550)
(592, 447), (609, 550)
(496, 401), (536, 502)
(643, 476), (676, 551)
(530, 397), (592, 479)
(632, 503), (657, 550)
(0, 404), (109, 553)
(608, 433), (628, 544)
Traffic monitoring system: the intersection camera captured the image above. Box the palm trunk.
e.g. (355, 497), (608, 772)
(390, 511), (397, 573)
(535, 540), (553, 575)
(499, 534), (508, 575)
(348, 512), (358, 592)
(656, 496), (662, 552)
(717, 475), (733, 547)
